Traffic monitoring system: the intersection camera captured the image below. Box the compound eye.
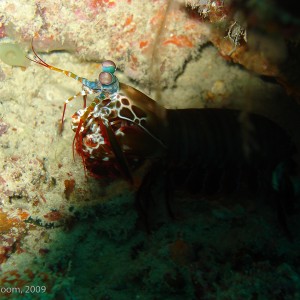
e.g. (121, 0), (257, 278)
(102, 60), (116, 73)
(99, 72), (113, 85)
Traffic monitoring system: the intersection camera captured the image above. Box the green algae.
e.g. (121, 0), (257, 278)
(0, 42), (29, 67)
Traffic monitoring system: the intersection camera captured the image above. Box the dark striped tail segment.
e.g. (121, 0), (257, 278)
(164, 108), (297, 237)
(165, 108), (295, 170)
(136, 108), (298, 234)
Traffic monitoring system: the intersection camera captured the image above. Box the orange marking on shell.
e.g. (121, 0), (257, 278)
(107, 0), (115, 8)
(139, 40), (148, 49)
(124, 15), (133, 26)
(163, 35), (194, 48)
(0, 209), (27, 234)
(17, 210), (30, 220)
(84, 136), (99, 148)
(127, 24), (136, 33)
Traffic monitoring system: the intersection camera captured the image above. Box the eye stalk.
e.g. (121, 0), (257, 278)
(99, 72), (113, 85)
(102, 60), (116, 74)
(98, 71), (119, 98)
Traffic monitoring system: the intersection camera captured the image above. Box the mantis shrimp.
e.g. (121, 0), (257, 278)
(27, 44), (297, 234)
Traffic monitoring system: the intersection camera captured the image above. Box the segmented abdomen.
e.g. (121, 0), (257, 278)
(166, 108), (295, 169)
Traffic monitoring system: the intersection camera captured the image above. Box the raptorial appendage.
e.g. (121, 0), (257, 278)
(71, 82), (167, 182)
(27, 43), (167, 182)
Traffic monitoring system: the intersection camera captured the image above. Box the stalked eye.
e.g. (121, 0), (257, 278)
(99, 72), (113, 85)
(102, 60), (116, 73)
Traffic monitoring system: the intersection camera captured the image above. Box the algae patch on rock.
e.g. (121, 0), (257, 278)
(0, 43), (29, 67)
